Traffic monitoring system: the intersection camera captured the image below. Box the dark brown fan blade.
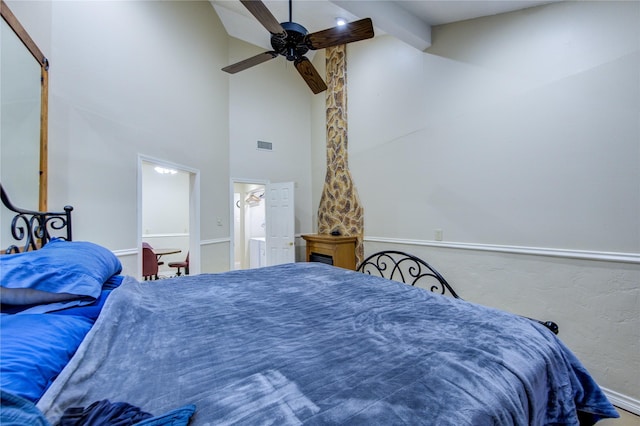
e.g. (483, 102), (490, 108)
(240, 0), (285, 35)
(305, 18), (374, 50)
(294, 57), (327, 94)
(222, 51), (278, 74)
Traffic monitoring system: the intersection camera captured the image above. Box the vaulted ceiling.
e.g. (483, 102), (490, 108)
(211, 0), (558, 52)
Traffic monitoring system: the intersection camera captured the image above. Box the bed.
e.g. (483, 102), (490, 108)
(0, 185), (620, 425)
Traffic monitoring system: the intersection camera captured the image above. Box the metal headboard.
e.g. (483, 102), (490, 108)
(1, 183), (73, 254)
(358, 250), (460, 298)
(357, 250), (559, 335)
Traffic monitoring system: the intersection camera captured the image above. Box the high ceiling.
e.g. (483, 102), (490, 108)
(211, 0), (558, 51)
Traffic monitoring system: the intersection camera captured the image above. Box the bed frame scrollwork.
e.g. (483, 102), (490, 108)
(1, 183), (73, 254)
(358, 250), (460, 298)
(358, 250), (559, 335)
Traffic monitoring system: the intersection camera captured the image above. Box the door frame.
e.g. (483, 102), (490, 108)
(137, 155), (200, 278)
(230, 177), (268, 270)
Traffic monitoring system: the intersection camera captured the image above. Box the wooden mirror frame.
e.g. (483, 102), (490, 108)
(1, 0), (49, 210)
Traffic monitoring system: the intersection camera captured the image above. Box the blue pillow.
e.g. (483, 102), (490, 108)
(0, 314), (94, 402)
(0, 239), (121, 306)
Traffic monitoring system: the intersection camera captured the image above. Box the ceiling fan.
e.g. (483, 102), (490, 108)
(222, 0), (374, 94)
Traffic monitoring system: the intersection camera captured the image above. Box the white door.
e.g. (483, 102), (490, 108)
(265, 182), (295, 265)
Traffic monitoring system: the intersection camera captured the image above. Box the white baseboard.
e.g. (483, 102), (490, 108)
(603, 387), (640, 416)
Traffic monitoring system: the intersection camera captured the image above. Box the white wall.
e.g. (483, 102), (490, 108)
(8, 0), (231, 274)
(310, 1), (639, 407)
(142, 162), (189, 236)
(310, 50), (326, 232)
(227, 37), (315, 256)
(347, 2), (639, 253)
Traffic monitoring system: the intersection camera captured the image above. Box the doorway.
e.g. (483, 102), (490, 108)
(231, 179), (295, 270)
(138, 156), (200, 278)
(233, 181), (266, 270)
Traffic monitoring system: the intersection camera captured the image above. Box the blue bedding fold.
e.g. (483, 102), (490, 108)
(0, 390), (51, 425)
(37, 263), (618, 425)
(1, 314), (93, 402)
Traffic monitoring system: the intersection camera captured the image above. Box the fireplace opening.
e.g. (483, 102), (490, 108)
(309, 252), (333, 265)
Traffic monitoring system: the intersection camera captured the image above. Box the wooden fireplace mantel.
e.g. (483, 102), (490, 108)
(302, 234), (357, 270)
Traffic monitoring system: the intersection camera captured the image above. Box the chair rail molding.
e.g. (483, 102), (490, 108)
(200, 237), (230, 246)
(364, 236), (640, 264)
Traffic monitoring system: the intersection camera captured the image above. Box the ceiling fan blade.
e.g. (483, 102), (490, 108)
(240, 0), (285, 35)
(294, 57), (327, 94)
(222, 51), (278, 74)
(305, 18), (374, 50)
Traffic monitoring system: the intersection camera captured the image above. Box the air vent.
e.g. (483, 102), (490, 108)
(257, 140), (273, 151)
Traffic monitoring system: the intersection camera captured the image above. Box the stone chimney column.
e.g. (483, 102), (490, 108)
(317, 44), (364, 265)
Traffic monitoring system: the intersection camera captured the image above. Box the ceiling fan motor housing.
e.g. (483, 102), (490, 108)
(272, 21), (310, 61)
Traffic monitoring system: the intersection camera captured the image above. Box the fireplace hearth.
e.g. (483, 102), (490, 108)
(302, 234), (356, 270)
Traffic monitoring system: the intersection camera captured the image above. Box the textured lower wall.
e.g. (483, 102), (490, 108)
(317, 45), (364, 264)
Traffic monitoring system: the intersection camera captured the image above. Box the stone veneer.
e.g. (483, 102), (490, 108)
(317, 44), (364, 265)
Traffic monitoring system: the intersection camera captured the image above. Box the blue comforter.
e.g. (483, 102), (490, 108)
(37, 263), (618, 425)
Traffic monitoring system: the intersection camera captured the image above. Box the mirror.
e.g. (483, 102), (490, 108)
(0, 0), (48, 212)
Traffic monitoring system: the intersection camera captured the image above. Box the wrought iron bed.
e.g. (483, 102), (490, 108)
(358, 250), (559, 334)
(1, 189), (619, 424)
(1, 183), (73, 254)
